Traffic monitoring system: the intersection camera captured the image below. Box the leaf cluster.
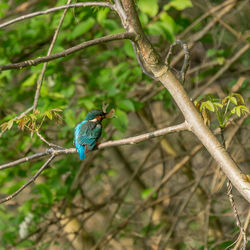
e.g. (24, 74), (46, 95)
(0, 108), (62, 134)
(194, 93), (249, 128)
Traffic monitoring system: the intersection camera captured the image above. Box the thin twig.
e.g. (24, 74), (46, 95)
(35, 131), (64, 149)
(192, 43), (250, 99)
(161, 159), (212, 246)
(93, 144), (203, 249)
(220, 126), (247, 250)
(33, 0), (72, 111)
(165, 40), (189, 83)
(0, 155), (55, 204)
(0, 2), (114, 29)
(225, 181), (247, 250)
(178, 0), (236, 39)
(0, 32), (135, 71)
(0, 107), (33, 138)
(233, 210), (250, 250)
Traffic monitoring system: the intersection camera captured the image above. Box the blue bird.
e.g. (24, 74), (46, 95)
(74, 109), (114, 160)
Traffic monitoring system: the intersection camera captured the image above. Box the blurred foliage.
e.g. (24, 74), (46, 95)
(0, 0), (249, 249)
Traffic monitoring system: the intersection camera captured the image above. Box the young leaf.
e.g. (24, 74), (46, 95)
(235, 107), (241, 117)
(112, 109), (128, 133)
(7, 120), (13, 130)
(205, 101), (215, 112)
(213, 102), (223, 109)
(229, 96), (237, 105)
(138, 0), (158, 17)
(70, 18), (95, 39)
(117, 99), (135, 111)
(0, 122), (8, 132)
(141, 188), (157, 199)
(45, 111), (53, 120)
(164, 0), (193, 11)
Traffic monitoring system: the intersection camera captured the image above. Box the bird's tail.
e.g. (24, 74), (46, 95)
(76, 144), (85, 160)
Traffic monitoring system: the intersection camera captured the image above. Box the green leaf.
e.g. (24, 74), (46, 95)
(45, 111), (53, 120)
(216, 57), (225, 65)
(117, 99), (135, 111)
(70, 18), (95, 39)
(141, 188), (157, 199)
(36, 184), (53, 204)
(148, 22), (175, 42)
(64, 109), (76, 128)
(123, 40), (136, 59)
(138, 0), (158, 17)
(21, 73), (38, 91)
(1, 180), (26, 194)
(112, 109), (128, 133)
(7, 120), (13, 130)
(164, 0), (193, 11)
(205, 101), (215, 112)
(206, 49), (218, 57)
(78, 97), (95, 110)
(229, 96), (237, 105)
(160, 12), (176, 35)
(107, 169), (117, 177)
(61, 85), (75, 98)
(213, 102), (223, 109)
(239, 105), (249, 113)
(233, 93), (245, 105)
(97, 8), (110, 24)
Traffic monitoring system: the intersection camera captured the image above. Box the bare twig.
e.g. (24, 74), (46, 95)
(0, 32), (135, 71)
(179, 0), (236, 39)
(233, 210), (250, 250)
(225, 181), (247, 250)
(33, 0), (72, 111)
(0, 148), (74, 171)
(35, 131), (64, 149)
(0, 2), (114, 29)
(192, 43), (250, 99)
(93, 144), (203, 249)
(161, 159), (212, 246)
(99, 122), (188, 148)
(220, 121), (247, 250)
(0, 155), (55, 204)
(165, 40), (189, 83)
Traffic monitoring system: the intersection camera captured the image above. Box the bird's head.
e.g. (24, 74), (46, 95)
(84, 108), (116, 122)
(85, 109), (105, 122)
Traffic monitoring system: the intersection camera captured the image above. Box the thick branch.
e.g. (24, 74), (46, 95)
(0, 2), (114, 29)
(0, 32), (135, 71)
(121, 0), (250, 202)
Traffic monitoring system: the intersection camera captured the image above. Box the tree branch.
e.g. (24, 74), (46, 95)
(0, 32), (135, 71)
(0, 122), (188, 171)
(0, 155), (55, 204)
(32, 0), (72, 111)
(120, 0), (250, 203)
(0, 2), (114, 29)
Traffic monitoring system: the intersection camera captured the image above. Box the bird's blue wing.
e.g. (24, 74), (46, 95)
(76, 122), (102, 150)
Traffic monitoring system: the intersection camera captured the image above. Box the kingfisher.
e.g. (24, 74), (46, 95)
(74, 108), (115, 160)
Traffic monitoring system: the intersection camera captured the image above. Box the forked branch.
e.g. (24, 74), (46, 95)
(120, 0), (250, 202)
